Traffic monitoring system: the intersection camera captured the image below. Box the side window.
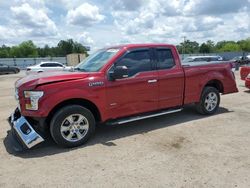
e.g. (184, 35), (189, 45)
(194, 58), (206, 62)
(211, 57), (218, 61)
(156, 49), (175, 69)
(51, 63), (63, 67)
(115, 50), (152, 77)
(41, 63), (62, 67)
(47, 63), (57, 67)
(40, 63), (49, 67)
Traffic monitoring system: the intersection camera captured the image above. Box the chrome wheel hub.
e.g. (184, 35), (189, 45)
(204, 92), (218, 112)
(60, 114), (89, 142)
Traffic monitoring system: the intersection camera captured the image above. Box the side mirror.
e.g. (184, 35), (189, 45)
(110, 66), (129, 80)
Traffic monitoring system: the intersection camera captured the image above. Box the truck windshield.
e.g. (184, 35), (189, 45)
(75, 49), (120, 72)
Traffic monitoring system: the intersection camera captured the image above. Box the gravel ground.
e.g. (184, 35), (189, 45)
(0, 71), (249, 188)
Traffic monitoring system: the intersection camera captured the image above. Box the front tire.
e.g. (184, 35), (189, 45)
(50, 105), (95, 148)
(196, 87), (220, 115)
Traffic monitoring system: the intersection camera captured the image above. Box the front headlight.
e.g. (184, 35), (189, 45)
(247, 74), (250, 79)
(24, 91), (44, 110)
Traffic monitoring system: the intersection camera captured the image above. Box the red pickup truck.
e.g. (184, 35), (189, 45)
(8, 44), (238, 150)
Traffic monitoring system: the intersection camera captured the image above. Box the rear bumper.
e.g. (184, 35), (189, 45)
(223, 83), (238, 94)
(8, 108), (44, 150)
(245, 79), (250, 89)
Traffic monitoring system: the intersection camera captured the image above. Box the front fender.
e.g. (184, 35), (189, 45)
(20, 81), (106, 119)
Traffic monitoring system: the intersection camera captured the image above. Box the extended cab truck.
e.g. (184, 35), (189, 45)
(8, 44), (238, 150)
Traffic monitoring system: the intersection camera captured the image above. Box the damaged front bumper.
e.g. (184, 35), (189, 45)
(8, 108), (44, 150)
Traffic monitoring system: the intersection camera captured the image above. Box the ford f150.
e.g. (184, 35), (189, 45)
(8, 44), (238, 150)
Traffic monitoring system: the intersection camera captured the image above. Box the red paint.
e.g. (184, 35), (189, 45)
(240, 66), (250, 80)
(15, 44), (238, 122)
(245, 77), (250, 89)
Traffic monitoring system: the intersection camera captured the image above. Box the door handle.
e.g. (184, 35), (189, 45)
(148, 79), (157, 83)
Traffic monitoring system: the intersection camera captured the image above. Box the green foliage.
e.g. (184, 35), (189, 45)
(237, 38), (250, 52)
(199, 40), (215, 53)
(0, 39), (88, 58)
(177, 38), (250, 54)
(177, 40), (200, 54)
(218, 42), (241, 52)
(0, 38), (250, 57)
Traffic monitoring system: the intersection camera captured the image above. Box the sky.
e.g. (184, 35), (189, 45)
(0, 0), (249, 51)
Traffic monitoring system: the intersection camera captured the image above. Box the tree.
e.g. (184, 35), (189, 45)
(8, 40), (38, 57)
(218, 42), (241, 52)
(200, 43), (210, 53)
(57, 39), (74, 56)
(18, 40), (38, 57)
(177, 40), (200, 54)
(0, 45), (10, 58)
(237, 38), (250, 52)
(199, 40), (215, 53)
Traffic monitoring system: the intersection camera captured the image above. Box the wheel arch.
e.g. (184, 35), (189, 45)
(46, 98), (102, 126)
(204, 79), (224, 93)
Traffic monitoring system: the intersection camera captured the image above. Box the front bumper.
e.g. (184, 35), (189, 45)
(8, 108), (44, 150)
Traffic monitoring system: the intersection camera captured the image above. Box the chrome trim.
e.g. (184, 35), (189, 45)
(116, 108), (182, 125)
(148, 79), (157, 83)
(12, 116), (44, 148)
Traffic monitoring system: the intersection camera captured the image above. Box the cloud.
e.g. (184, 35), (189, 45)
(10, 3), (57, 36)
(0, 0), (250, 49)
(111, 0), (145, 11)
(184, 0), (250, 15)
(78, 32), (94, 45)
(184, 16), (224, 32)
(66, 3), (105, 27)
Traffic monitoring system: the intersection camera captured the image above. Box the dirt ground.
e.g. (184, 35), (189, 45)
(0, 71), (249, 188)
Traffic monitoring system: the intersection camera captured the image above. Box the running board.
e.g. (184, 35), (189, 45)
(108, 108), (182, 125)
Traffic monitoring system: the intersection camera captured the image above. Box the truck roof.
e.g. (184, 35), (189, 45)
(105, 43), (175, 49)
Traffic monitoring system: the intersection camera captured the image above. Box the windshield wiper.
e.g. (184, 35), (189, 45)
(74, 67), (87, 72)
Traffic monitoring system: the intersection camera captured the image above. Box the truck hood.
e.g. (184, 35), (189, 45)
(16, 71), (89, 89)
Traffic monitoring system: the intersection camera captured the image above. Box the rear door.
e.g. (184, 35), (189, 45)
(106, 48), (158, 119)
(154, 48), (184, 109)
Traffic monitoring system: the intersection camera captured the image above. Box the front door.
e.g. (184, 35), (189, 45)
(106, 48), (158, 119)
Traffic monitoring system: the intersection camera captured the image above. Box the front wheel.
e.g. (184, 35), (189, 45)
(50, 105), (95, 148)
(196, 87), (220, 115)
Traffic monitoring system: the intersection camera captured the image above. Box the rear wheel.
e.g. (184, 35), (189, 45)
(13, 69), (19, 74)
(50, 105), (95, 148)
(196, 87), (220, 115)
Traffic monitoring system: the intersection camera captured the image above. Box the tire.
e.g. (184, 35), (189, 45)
(15, 69), (20, 74)
(13, 69), (18, 74)
(50, 105), (95, 148)
(196, 87), (220, 115)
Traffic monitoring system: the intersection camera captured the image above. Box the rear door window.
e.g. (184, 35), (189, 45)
(155, 49), (175, 69)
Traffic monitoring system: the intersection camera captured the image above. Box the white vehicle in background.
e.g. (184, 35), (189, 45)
(182, 56), (223, 64)
(182, 55), (236, 72)
(26, 62), (72, 74)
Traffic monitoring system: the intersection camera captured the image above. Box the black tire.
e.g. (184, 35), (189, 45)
(50, 105), (95, 148)
(13, 69), (17, 74)
(196, 86), (220, 115)
(15, 69), (20, 74)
